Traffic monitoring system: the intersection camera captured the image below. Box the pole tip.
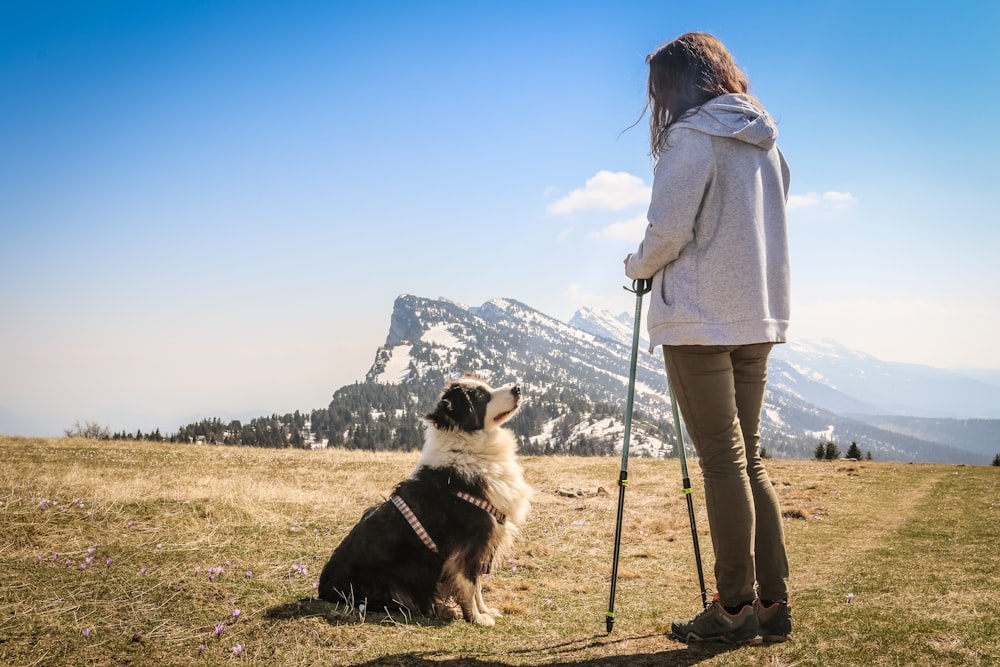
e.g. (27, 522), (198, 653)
(605, 615), (614, 634)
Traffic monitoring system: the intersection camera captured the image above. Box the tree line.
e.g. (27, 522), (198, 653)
(62, 381), (673, 456)
(813, 440), (872, 461)
(67, 392), (907, 464)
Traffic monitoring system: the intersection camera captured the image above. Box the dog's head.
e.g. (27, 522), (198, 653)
(424, 375), (521, 433)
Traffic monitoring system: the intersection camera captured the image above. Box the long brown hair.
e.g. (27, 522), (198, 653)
(646, 33), (754, 155)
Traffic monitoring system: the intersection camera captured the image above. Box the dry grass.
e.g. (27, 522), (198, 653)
(1, 436), (997, 666)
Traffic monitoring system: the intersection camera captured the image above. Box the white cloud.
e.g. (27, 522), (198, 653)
(822, 191), (856, 206)
(588, 212), (648, 241)
(547, 171), (651, 215)
(562, 283), (583, 299)
(787, 191), (857, 211)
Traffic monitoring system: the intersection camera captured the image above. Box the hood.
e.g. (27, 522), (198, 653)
(672, 93), (778, 149)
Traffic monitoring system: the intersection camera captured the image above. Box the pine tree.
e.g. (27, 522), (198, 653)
(992, 453), (1000, 467)
(814, 443), (827, 461)
(845, 442), (863, 460)
(824, 441), (841, 461)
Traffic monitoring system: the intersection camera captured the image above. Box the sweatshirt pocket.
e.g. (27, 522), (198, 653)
(655, 264), (674, 309)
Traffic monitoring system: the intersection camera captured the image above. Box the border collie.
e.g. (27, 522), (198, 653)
(317, 375), (532, 626)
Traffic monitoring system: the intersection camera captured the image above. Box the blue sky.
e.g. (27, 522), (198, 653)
(2, 1), (998, 436)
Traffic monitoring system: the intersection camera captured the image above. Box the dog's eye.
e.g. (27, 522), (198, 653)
(472, 388), (491, 404)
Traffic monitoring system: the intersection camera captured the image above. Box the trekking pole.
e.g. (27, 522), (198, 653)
(668, 382), (709, 609)
(606, 278), (651, 634)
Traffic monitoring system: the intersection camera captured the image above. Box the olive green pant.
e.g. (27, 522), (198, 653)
(663, 343), (790, 606)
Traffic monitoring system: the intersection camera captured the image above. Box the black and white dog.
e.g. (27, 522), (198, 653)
(318, 375), (532, 626)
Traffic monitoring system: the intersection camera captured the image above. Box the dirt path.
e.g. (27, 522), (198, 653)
(780, 461), (946, 595)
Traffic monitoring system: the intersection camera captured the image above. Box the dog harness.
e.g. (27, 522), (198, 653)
(390, 494), (439, 553)
(454, 491), (506, 524)
(388, 492), (506, 556)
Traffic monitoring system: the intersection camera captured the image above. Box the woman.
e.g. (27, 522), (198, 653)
(624, 32), (792, 645)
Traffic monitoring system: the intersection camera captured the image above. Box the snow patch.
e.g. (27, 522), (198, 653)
(809, 425), (835, 441)
(374, 344), (413, 384)
(421, 324), (465, 349)
(789, 362), (829, 384)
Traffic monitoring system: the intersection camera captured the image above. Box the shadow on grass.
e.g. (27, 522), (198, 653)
(265, 597), (451, 627)
(349, 643), (736, 667)
(266, 598), (738, 665)
(500, 635), (740, 666)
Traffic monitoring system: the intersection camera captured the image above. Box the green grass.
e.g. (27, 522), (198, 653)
(1, 436), (997, 666)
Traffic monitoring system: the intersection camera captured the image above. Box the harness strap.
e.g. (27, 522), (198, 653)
(389, 491), (506, 557)
(389, 494), (439, 554)
(454, 491), (506, 524)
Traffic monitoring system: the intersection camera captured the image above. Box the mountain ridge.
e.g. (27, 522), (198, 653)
(5, 293), (997, 464)
(348, 294), (994, 464)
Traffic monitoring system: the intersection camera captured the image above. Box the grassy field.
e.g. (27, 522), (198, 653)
(1, 436), (997, 666)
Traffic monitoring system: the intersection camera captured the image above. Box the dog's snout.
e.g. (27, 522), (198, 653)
(511, 385), (521, 398)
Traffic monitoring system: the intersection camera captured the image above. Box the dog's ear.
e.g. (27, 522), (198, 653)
(425, 396), (458, 431)
(425, 384), (484, 431)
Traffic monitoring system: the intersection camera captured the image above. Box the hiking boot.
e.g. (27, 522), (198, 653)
(756, 599), (792, 642)
(671, 599), (762, 645)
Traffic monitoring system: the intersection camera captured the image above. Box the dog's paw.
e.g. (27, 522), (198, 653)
(472, 612), (496, 627)
(483, 607), (502, 618)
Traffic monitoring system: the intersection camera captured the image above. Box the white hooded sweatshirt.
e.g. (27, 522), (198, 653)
(625, 93), (790, 349)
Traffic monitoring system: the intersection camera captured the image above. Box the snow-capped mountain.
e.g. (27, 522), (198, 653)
(313, 294), (996, 465)
(359, 294), (675, 458)
(771, 339), (1000, 419)
(567, 306), (648, 349)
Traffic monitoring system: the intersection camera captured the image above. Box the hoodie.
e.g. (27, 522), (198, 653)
(625, 93), (791, 349)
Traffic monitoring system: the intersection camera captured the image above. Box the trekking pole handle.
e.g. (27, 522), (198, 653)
(625, 278), (652, 296)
